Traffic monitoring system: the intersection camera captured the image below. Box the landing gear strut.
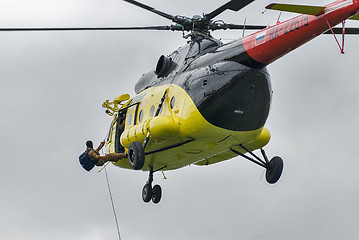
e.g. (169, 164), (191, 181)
(230, 145), (284, 184)
(128, 90), (168, 204)
(142, 166), (163, 204)
(127, 143), (164, 203)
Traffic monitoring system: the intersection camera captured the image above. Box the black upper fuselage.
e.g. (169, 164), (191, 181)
(134, 35), (272, 131)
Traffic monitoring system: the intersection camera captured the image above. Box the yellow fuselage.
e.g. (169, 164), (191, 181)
(106, 84), (270, 171)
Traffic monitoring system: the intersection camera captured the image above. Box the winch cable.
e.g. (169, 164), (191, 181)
(104, 167), (122, 240)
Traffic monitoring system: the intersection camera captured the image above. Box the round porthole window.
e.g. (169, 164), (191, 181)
(138, 110), (144, 122)
(138, 110), (143, 122)
(170, 96), (175, 109)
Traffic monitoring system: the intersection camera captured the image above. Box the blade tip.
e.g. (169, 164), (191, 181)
(265, 3), (276, 10)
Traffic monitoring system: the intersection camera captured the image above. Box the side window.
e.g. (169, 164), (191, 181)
(126, 103), (141, 127)
(126, 106), (134, 127)
(150, 105), (155, 117)
(127, 113), (133, 126)
(138, 109), (144, 122)
(133, 103), (140, 125)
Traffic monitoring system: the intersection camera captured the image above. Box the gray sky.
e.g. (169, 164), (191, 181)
(1, 0), (359, 239)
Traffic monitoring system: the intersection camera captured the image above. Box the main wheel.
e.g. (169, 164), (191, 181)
(128, 141), (145, 170)
(152, 184), (162, 204)
(142, 183), (152, 203)
(266, 156), (283, 184)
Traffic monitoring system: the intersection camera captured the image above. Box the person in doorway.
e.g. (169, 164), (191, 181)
(116, 112), (126, 153)
(86, 140), (126, 166)
(117, 111), (126, 131)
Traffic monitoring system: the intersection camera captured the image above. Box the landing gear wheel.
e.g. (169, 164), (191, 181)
(152, 184), (162, 204)
(266, 156), (283, 184)
(128, 141), (145, 170)
(142, 183), (152, 203)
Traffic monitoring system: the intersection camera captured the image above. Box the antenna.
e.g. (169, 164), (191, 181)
(276, 11), (282, 24)
(242, 17), (247, 37)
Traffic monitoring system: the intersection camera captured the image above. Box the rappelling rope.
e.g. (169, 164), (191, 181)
(101, 146), (121, 240)
(104, 167), (122, 240)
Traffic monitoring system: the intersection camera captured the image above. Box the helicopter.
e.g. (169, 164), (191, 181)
(3, 0), (358, 204)
(100, 0), (359, 204)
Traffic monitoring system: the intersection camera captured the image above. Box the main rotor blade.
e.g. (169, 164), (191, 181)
(209, 23), (266, 30)
(0, 26), (175, 31)
(224, 24), (266, 30)
(324, 27), (359, 34)
(204, 0), (255, 21)
(123, 0), (174, 21)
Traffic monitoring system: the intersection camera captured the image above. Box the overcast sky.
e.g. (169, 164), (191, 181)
(1, 0), (359, 240)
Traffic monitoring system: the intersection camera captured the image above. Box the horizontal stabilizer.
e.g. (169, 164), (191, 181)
(349, 12), (359, 20)
(266, 3), (325, 16)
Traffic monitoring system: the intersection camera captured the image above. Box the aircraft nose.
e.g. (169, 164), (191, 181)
(195, 69), (272, 131)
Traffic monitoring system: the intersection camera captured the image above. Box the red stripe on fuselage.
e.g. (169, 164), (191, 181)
(242, 0), (359, 65)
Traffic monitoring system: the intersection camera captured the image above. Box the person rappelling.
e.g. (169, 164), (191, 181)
(79, 140), (126, 172)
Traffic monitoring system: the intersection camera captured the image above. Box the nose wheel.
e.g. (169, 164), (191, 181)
(142, 183), (153, 203)
(142, 166), (163, 204)
(151, 184), (162, 204)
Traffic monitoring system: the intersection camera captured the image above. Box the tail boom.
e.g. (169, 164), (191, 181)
(242, 0), (359, 66)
